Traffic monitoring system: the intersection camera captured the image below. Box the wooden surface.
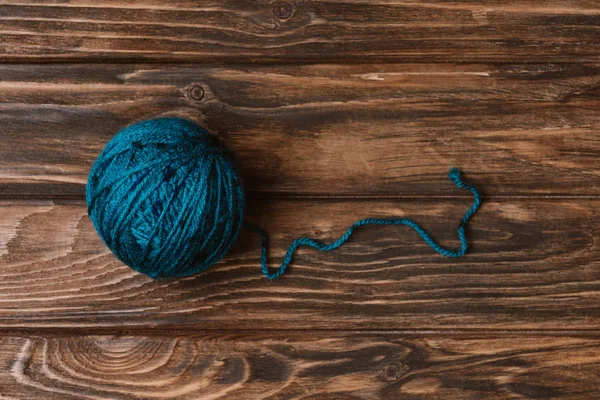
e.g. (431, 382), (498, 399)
(2, 1), (600, 63)
(1, 199), (599, 330)
(2, 63), (599, 198)
(2, 333), (600, 399)
(1, 1), (599, 398)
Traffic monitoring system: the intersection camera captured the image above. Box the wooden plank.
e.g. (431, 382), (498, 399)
(1, 1), (600, 63)
(1, 332), (600, 399)
(1, 199), (598, 330)
(1, 63), (599, 198)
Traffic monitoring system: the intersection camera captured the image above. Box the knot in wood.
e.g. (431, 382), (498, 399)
(380, 361), (409, 382)
(273, 1), (293, 20)
(187, 84), (205, 101)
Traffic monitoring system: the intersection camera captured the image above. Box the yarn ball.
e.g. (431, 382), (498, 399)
(86, 118), (245, 279)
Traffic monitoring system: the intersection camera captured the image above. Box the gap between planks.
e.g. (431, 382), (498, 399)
(2, 194), (600, 201)
(5, 328), (600, 338)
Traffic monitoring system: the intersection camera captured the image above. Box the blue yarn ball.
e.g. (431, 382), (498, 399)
(86, 118), (245, 279)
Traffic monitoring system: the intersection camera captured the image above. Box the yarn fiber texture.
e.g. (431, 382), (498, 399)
(87, 117), (482, 280)
(86, 118), (245, 279)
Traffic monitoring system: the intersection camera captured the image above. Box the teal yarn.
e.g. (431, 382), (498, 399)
(86, 118), (244, 279)
(252, 168), (481, 280)
(87, 118), (482, 280)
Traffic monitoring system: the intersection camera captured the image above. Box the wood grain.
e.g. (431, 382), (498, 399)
(1, 198), (598, 330)
(1, 333), (600, 399)
(1, 63), (599, 198)
(2, 1), (600, 63)
(2, 1), (599, 397)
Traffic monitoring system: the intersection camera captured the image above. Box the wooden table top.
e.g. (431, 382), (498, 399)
(1, 1), (599, 398)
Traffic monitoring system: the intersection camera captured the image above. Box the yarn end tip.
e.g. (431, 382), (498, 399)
(448, 168), (462, 183)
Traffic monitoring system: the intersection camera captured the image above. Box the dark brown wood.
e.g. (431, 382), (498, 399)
(2, 332), (600, 399)
(1, 63), (599, 198)
(2, 1), (599, 397)
(1, 198), (598, 331)
(1, 1), (600, 63)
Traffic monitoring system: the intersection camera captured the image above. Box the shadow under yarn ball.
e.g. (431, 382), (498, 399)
(86, 118), (245, 279)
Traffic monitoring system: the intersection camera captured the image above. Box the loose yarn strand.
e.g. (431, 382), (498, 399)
(248, 168), (482, 280)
